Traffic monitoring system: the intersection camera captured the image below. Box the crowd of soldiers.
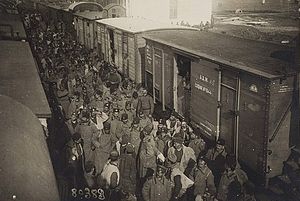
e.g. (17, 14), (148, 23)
(22, 11), (256, 201)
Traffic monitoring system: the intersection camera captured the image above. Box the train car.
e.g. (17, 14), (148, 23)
(73, 11), (103, 49)
(36, 2), (73, 33)
(68, 1), (104, 13)
(102, 3), (126, 18)
(143, 29), (298, 185)
(0, 95), (59, 201)
(95, 17), (197, 83)
(0, 40), (51, 128)
(0, 12), (27, 40)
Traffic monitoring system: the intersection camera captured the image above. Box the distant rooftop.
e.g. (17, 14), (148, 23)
(96, 17), (198, 34)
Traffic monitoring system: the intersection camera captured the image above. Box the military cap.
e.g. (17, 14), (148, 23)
(217, 138), (225, 146)
(173, 133), (184, 144)
(109, 150), (119, 161)
(103, 121), (111, 130)
(121, 113), (128, 120)
(143, 125), (153, 135)
(125, 144), (135, 154)
(133, 117), (140, 124)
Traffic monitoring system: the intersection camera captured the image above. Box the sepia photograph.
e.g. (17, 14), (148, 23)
(0, 0), (299, 201)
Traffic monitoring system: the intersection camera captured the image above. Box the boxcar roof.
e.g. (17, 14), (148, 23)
(0, 13), (26, 39)
(96, 17), (197, 34)
(143, 30), (296, 79)
(0, 41), (51, 118)
(74, 11), (103, 20)
(68, 2), (103, 11)
(0, 95), (59, 201)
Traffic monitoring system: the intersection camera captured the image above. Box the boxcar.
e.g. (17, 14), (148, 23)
(102, 3), (126, 18)
(0, 12), (27, 40)
(73, 11), (103, 49)
(95, 17), (197, 83)
(0, 95), (59, 201)
(0, 40), (51, 127)
(143, 29), (298, 185)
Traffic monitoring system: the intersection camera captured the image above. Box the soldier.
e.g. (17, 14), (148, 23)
(83, 161), (97, 189)
(90, 108), (109, 130)
(118, 144), (137, 199)
(189, 155), (216, 201)
(166, 152), (194, 201)
(56, 78), (69, 117)
(166, 112), (180, 135)
(188, 133), (206, 159)
(167, 134), (196, 175)
(138, 111), (152, 131)
(103, 102), (111, 118)
(217, 154), (248, 201)
(75, 111), (99, 162)
(142, 164), (172, 201)
(137, 88), (154, 117)
(67, 92), (83, 120)
(110, 108), (122, 143)
(123, 101), (135, 124)
(89, 89), (104, 112)
(116, 113), (131, 139)
(98, 150), (120, 200)
(65, 112), (79, 136)
(129, 117), (142, 155)
(206, 138), (227, 186)
(65, 132), (84, 188)
(174, 120), (193, 145)
(138, 135), (159, 181)
(92, 121), (114, 175)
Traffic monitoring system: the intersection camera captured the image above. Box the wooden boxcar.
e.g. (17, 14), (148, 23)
(95, 17), (197, 83)
(143, 29), (298, 185)
(36, 2), (73, 33)
(0, 40), (51, 127)
(0, 95), (59, 201)
(73, 11), (103, 49)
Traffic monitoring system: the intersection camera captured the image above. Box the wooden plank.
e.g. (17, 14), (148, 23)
(164, 49), (173, 107)
(117, 32), (123, 68)
(128, 35), (135, 81)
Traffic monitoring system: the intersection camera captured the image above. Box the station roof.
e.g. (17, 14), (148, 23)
(0, 41), (51, 118)
(96, 17), (198, 34)
(0, 13), (26, 40)
(74, 11), (103, 20)
(143, 30), (296, 79)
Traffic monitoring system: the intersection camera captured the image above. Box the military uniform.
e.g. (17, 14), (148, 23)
(75, 122), (99, 162)
(137, 95), (154, 116)
(142, 175), (172, 201)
